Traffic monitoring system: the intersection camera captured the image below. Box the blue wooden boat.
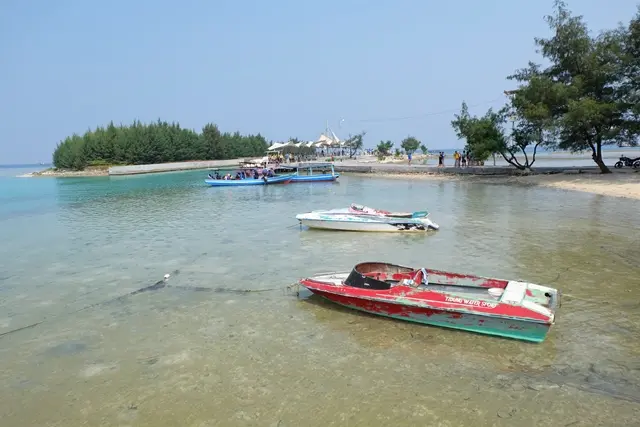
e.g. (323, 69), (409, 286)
(205, 174), (294, 187)
(280, 162), (339, 182)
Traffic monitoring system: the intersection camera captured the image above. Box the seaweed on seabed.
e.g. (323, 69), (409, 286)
(0, 272), (177, 339)
(0, 268), (296, 339)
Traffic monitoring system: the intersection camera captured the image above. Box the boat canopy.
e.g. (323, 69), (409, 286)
(297, 162), (335, 168)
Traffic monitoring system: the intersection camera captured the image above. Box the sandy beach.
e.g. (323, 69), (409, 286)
(517, 171), (640, 200)
(24, 166), (110, 177)
(359, 169), (640, 200)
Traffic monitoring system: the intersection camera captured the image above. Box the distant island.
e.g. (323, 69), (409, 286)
(52, 120), (269, 171)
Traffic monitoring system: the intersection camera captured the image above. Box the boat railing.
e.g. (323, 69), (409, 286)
(293, 162), (336, 176)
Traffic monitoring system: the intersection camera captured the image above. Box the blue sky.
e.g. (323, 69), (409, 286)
(1, 0), (637, 163)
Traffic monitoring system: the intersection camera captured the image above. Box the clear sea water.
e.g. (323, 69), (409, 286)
(1, 166), (639, 426)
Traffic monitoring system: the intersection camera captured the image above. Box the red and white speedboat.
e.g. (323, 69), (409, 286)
(316, 203), (429, 219)
(303, 203), (438, 232)
(299, 262), (561, 343)
(348, 203), (427, 218)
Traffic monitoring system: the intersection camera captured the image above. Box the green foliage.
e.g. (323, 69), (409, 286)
(376, 140), (394, 156)
(400, 136), (420, 154)
(451, 1), (640, 173)
(394, 148), (402, 157)
(510, 1), (639, 172)
(618, 6), (640, 137)
(419, 144), (428, 154)
(525, 1), (630, 172)
(52, 133), (88, 170)
(52, 119), (269, 170)
(451, 102), (507, 164)
(343, 131), (366, 158)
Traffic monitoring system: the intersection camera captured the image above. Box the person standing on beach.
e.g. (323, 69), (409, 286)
(408, 151), (412, 166)
(454, 151), (460, 167)
(461, 151), (467, 167)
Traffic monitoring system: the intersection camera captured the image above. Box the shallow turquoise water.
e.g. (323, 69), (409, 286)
(1, 168), (639, 426)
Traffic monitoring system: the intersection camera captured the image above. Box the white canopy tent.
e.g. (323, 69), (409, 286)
(266, 141), (295, 152)
(315, 133), (342, 148)
(265, 125), (349, 158)
(266, 142), (284, 151)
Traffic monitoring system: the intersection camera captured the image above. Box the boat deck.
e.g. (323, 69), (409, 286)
(306, 271), (551, 309)
(310, 273), (494, 300)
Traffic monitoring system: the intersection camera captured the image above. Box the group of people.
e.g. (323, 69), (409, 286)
(453, 150), (474, 167)
(268, 153), (310, 165)
(207, 168), (274, 180)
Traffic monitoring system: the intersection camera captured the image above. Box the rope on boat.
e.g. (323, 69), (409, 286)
(169, 283), (300, 294)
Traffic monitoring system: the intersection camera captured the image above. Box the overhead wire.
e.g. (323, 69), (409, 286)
(343, 97), (507, 124)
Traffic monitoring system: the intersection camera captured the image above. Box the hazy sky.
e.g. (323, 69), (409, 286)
(1, 0), (637, 163)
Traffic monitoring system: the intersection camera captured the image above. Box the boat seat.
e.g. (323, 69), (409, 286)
(413, 268), (429, 285)
(501, 281), (527, 304)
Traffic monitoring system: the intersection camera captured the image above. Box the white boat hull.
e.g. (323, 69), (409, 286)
(296, 213), (439, 232)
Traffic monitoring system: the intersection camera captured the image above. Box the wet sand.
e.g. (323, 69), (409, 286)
(520, 172), (640, 200)
(356, 170), (640, 200)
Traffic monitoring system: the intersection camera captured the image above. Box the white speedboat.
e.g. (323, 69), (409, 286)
(313, 203), (429, 219)
(295, 211), (439, 232)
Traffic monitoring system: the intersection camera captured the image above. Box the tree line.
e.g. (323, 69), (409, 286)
(52, 120), (270, 170)
(451, 1), (640, 173)
(375, 137), (428, 158)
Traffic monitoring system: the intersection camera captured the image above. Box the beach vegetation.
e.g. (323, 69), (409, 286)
(452, 1), (640, 173)
(343, 131), (366, 158)
(451, 102), (511, 165)
(618, 6), (640, 139)
(376, 140), (394, 155)
(52, 120), (269, 170)
(400, 136), (420, 155)
(512, 0), (634, 173)
(376, 140), (394, 159)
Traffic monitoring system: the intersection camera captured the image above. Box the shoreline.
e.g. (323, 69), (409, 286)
(349, 169), (640, 200)
(18, 158), (640, 200)
(20, 156), (627, 178)
(19, 159), (245, 178)
(21, 166), (110, 178)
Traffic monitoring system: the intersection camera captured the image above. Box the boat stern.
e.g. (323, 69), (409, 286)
(500, 281), (560, 324)
(417, 217), (440, 230)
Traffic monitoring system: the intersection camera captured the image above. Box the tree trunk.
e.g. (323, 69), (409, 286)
(593, 155), (611, 173)
(499, 151), (526, 170)
(591, 141), (611, 173)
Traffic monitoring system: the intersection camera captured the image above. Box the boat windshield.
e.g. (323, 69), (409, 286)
(345, 263), (422, 289)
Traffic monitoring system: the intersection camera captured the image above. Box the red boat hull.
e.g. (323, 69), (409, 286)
(298, 261), (559, 343)
(307, 287), (552, 342)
